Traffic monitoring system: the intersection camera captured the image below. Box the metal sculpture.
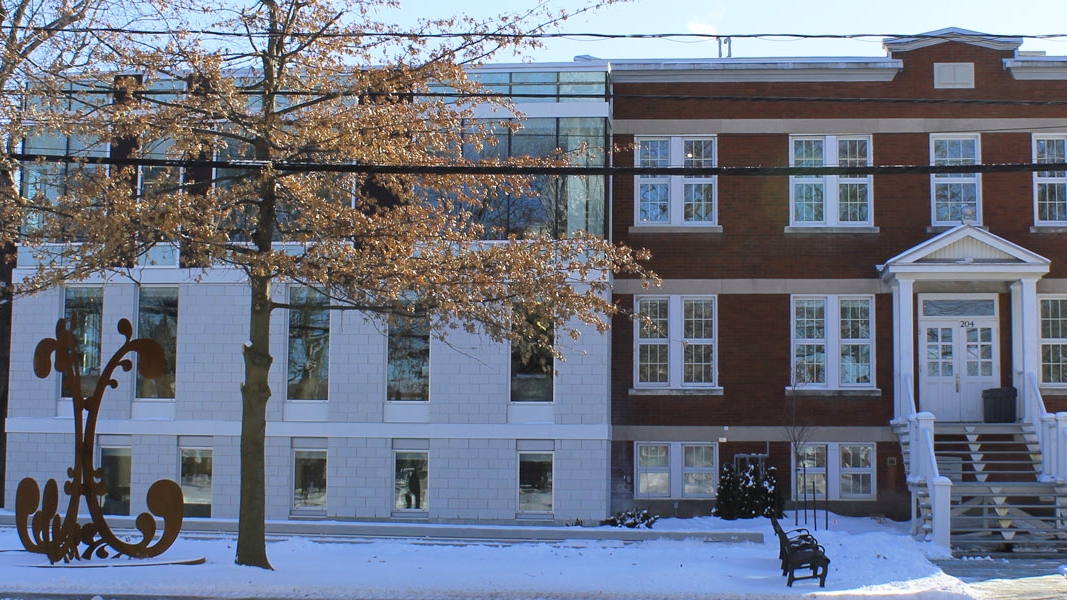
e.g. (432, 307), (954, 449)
(15, 317), (184, 563)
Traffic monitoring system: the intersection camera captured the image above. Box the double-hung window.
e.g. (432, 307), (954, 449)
(1034, 136), (1067, 225)
(634, 295), (716, 389)
(1040, 298), (1067, 385)
(634, 442), (717, 499)
(931, 135), (981, 226)
(793, 442), (876, 500)
(790, 136), (872, 227)
(792, 295), (874, 389)
(635, 136), (717, 226)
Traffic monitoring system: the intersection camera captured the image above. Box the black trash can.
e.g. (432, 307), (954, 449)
(982, 387), (1017, 423)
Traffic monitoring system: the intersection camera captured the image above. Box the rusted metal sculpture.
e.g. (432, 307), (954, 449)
(15, 317), (184, 563)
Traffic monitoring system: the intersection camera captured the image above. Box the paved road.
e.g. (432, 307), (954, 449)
(934, 558), (1067, 599)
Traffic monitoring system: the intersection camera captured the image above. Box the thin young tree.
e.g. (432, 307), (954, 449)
(13, 0), (650, 568)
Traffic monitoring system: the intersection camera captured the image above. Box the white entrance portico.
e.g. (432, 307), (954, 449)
(879, 225), (1050, 422)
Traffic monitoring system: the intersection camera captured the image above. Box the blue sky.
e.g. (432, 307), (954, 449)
(385, 0), (1067, 62)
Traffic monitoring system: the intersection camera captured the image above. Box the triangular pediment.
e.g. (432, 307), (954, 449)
(883, 28), (1023, 53)
(879, 224), (1049, 281)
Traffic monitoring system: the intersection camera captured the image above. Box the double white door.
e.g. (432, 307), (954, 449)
(919, 318), (999, 421)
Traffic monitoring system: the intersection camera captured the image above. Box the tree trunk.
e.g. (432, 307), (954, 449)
(235, 274), (273, 568)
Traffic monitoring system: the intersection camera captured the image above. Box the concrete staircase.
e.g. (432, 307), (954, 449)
(896, 421), (1067, 554)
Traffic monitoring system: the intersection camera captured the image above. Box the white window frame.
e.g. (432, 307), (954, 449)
(1040, 297), (1067, 386)
(517, 451), (554, 514)
(292, 447), (328, 515)
(791, 295), (875, 390)
(634, 295), (717, 389)
(789, 135), (873, 228)
(634, 442), (718, 500)
(930, 134), (982, 226)
(792, 442), (876, 501)
(1034, 135), (1067, 226)
(634, 136), (718, 227)
(178, 446), (213, 518)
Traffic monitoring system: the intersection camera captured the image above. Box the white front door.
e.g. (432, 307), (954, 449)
(919, 318), (999, 421)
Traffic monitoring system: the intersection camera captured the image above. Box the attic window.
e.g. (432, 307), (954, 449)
(934, 63), (974, 89)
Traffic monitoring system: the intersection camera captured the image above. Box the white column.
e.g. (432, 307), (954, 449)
(1011, 279), (1040, 406)
(892, 278), (915, 420)
(1020, 279), (1040, 383)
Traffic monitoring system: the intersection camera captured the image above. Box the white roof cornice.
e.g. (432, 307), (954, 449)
(1004, 57), (1067, 80)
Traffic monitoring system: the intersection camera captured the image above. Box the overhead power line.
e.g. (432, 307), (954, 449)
(25, 27), (1067, 42)
(11, 152), (1067, 177)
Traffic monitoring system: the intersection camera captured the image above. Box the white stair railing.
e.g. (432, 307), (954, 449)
(913, 411), (951, 547)
(899, 375), (951, 547)
(1024, 372), (1067, 483)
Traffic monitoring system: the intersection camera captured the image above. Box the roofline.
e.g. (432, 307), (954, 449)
(608, 58), (902, 83)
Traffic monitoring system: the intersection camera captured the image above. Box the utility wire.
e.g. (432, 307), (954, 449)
(11, 152), (1067, 177)
(24, 27), (1067, 42)
(27, 89), (1067, 108)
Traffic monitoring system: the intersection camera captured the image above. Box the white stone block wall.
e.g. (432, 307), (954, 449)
(6, 272), (613, 524)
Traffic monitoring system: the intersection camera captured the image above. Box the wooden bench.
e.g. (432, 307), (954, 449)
(771, 517), (830, 587)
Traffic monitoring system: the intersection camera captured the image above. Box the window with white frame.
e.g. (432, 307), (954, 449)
(62, 287), (103, 399)
(287, 287), (330, 401)
(634, 296), (716, 389)
(1040, 298), (1067, 384)
(635, 136), (717, 226)
(517, 452), (553, 513)
(792, 296), (874, 388)
(180, 447), (212, 518)
(790, 135), (872, 227)
(635, 442), (717, 499)
(136, 287), (178, 399)
(1035, 136), (1067, 225)
(931, 135), (981, 225)
(99, 446), (132, 516)
(293, 448), (327, 513)
(793, 442), (876, 500)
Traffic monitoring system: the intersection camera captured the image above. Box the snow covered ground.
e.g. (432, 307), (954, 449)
(0, 514), (986, 599)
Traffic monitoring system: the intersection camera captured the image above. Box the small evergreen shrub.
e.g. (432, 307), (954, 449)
(601, 507), (659, 529)
(714, 463), (782, 520)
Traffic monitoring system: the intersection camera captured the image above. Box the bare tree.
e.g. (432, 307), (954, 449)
(12, 0), (647, 568)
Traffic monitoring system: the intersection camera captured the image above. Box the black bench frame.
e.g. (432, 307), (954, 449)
(771, 517), (830, 587)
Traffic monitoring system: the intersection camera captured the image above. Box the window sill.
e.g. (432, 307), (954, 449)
(784, 226), (879, 234)
(785, 387), (882, 397)
(289, 511), (327, 519)
(1038, 386), (1067, 396)
(516, 512), (554, 521)
(391, 510), (429, 519)
(629, 387), (724, 396)
(629, 225), (723, 234)
(1030, 225), (1067, 234)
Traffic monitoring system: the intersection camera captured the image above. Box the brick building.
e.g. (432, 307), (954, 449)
(608, 28), (1067, 548)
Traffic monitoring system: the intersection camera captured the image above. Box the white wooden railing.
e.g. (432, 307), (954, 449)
(900, 374), (951, 547)
(1024, 372), (1067, 484)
